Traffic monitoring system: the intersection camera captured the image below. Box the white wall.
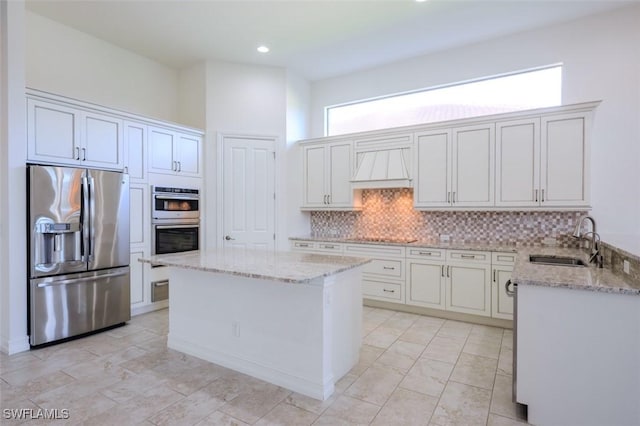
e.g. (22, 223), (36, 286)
(310, 5), (640, 253)
(25, 11), (179, 122)
(203, 60), (288, 249)
(1, 0), (29, 354)
(177, 63), (207, 129)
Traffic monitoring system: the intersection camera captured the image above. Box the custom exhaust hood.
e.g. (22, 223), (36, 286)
(351, 149), (412, 189)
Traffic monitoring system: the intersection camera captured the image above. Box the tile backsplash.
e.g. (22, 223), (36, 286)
(310, 189), (587, 247)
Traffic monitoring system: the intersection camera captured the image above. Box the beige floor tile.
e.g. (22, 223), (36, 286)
(468, 325), (505, 345)
(284, 392), (336, 416)
(487, 413), (529, 426)
(501, 330), (514, 350)
(345, 364), (404, 406)
(0, 352), (43, 375)
(61, 392), (117, 425)
(436, 320), (473, 339)
(399, 358), (454, 398)
(254, 402), (318, 426)
(412, 316), (446, 330)
(497, 346), (513, 376)
(371, 387), (438, 426)
(462, 339), (502, 360)
(490, 374), (524, 421)
(349, 345), (384, 376)
(374, 340), (425, 373)
(2, 348), (98, 387)
(334, 373), (359, 394)
(218, 382), (291, 424)
(153, 360), (229, 396)
(99, 370), (169, 404)
(449, 353), (498, 390)
(430, 381), (492, 426)
(399, 325), (437, 346)
(313, 395), (380, 425)
(381, 311), (420, 332)
(362, 326), (402, 349)
(421, 336), (466, 364)
(0, 371), (75, 407)
(195, 411), (250, 426)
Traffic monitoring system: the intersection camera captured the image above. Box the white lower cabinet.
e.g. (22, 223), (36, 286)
(130, 249), (149, 309)
(406, 260), (446, 309)
(491, 252), (516, 320)
(446, 261), (491, 317)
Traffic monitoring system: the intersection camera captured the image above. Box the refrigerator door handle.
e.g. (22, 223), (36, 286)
(37, 271), (129, 288)
(88, 175), (96, 263)
(81, 175), (91, 262)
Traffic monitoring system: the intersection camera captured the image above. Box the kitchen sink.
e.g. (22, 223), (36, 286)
(529, 255), (587, 267)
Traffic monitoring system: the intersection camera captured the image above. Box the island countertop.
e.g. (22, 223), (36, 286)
(139, 249), (370, 284)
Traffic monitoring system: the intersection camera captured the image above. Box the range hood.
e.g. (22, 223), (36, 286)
(351, 149), (412, 189)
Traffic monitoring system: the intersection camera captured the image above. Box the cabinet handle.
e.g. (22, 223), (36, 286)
(323, 245), (335, 249)
(178, 161), (182, 172)
(441, 265), (445, 277)
(172, 161), (177, 171)
(541, 189), (545, 202)
(82, 147), (86, 161)
(452, 192), (456, 203)
(447, 192), (450, 203)
(383, 266), (395, 270)
(383, 289), (395, 293)
(298, 243), (309, 247)
(447, 265), (450, 277)
(75, 147), (80, 160)
(419, 251), (432, 256)
(327, 194), (331, 204)
(535, 189), (539, 203)
(493, 269), (496, 282)
(460, 254), (475, 259)
(505, 280), (516, 297)
(124, 166), (129, 174)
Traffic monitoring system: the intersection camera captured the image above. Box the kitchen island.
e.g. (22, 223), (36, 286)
(511, 247), (640, 426)
(139, 249), (369, 400)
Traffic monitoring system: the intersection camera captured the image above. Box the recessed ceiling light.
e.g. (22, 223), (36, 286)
(257, 46), (270, 53)
(415, 0), (428, 2)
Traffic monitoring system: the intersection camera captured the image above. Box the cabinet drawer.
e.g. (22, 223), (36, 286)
(362, 279), (402, 301)
(407, 247), (445, 260)
(316, 242), (343, 253)
(492, 252), (517, 265)
(364, 259), (404, 278)
(291, 240), (317, 251)
(344, 244), (405, 258)
(447, 250), (490, 264)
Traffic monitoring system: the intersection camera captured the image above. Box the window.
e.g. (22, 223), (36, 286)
(326, 66), (562, 136)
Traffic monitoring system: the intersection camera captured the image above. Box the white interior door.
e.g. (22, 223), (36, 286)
(222, 136), (276, 250)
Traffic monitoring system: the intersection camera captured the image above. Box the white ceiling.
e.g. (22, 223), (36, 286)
(25, 0), (633, 81)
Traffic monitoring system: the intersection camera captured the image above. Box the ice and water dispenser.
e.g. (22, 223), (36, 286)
(32, 219), (83, 272)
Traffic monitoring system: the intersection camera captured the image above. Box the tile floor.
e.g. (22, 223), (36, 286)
(1, 307), (528, 425)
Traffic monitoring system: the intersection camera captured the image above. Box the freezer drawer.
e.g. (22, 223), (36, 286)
(29, 267), (131, 346)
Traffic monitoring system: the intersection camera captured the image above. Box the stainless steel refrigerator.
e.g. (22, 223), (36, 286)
(27, 164), (130, 346)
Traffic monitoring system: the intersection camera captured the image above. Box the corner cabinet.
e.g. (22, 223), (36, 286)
(301, 140), (360, 210)
(27, 98), (124, 170)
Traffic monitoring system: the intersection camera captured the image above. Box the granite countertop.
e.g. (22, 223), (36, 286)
(290, 236), (640, 295)
(511, 247), (640, 296)
(139, 249), (370, 284)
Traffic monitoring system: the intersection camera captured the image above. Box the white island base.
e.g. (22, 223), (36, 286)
(166, 266), (362, 400)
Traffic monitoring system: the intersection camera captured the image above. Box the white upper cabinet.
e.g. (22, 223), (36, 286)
(27, 98), (124, 170)
(301, 140), (359, 210)
(540, 112), (590, 207)
(414, 124), (494, 208)
(414, 129), (451, 208)
(495, 118), (541, 207)
(452, 123), (495, 207)
(148, 126), (202, 177)
(124, 121), (147, 182)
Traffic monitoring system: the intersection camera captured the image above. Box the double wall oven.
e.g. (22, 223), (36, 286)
(151, 186), (200, 255)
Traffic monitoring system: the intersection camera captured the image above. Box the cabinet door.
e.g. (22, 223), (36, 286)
(492, 266), (514, 320)
(540, 112), (589, 207)
(446, 262), (491, 317)
(495, 119), (540, 207)
(27, 99), (79, 164)
(129, 184), (149, 247)
(83, 112), (124, 169)
(452, 124), (495, 207)
(149, 127), (176, 174)
(328, 142), (353, 206)
(414, 129), (452, 208)
(302, 145), (327, 208)
(130, 250), (147, 307)
(124, 121), (147, 181)
(177, 133), (201, 177)
(406, 260), (446, 309)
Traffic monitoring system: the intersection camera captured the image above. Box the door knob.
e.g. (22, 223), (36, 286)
(225, 235), (235, 241)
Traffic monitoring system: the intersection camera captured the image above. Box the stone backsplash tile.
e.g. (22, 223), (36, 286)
(601, 243), (640, 285)
(310, 188), (587, 247)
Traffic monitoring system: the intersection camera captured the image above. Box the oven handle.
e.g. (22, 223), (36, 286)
(154, 194), (200, 200)
(154, 224), (200, 230)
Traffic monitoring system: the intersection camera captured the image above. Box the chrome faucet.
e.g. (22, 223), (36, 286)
(571, 215), (603, 268)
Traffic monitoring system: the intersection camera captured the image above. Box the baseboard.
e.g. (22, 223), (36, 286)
(131, 300), (169, 317)
(167, 334), (334, 401)
(0, 334), (30, 355)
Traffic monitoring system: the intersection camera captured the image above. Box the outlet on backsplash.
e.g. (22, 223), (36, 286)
(439, 234), (451, 243)
(542, 237), (557, 246)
